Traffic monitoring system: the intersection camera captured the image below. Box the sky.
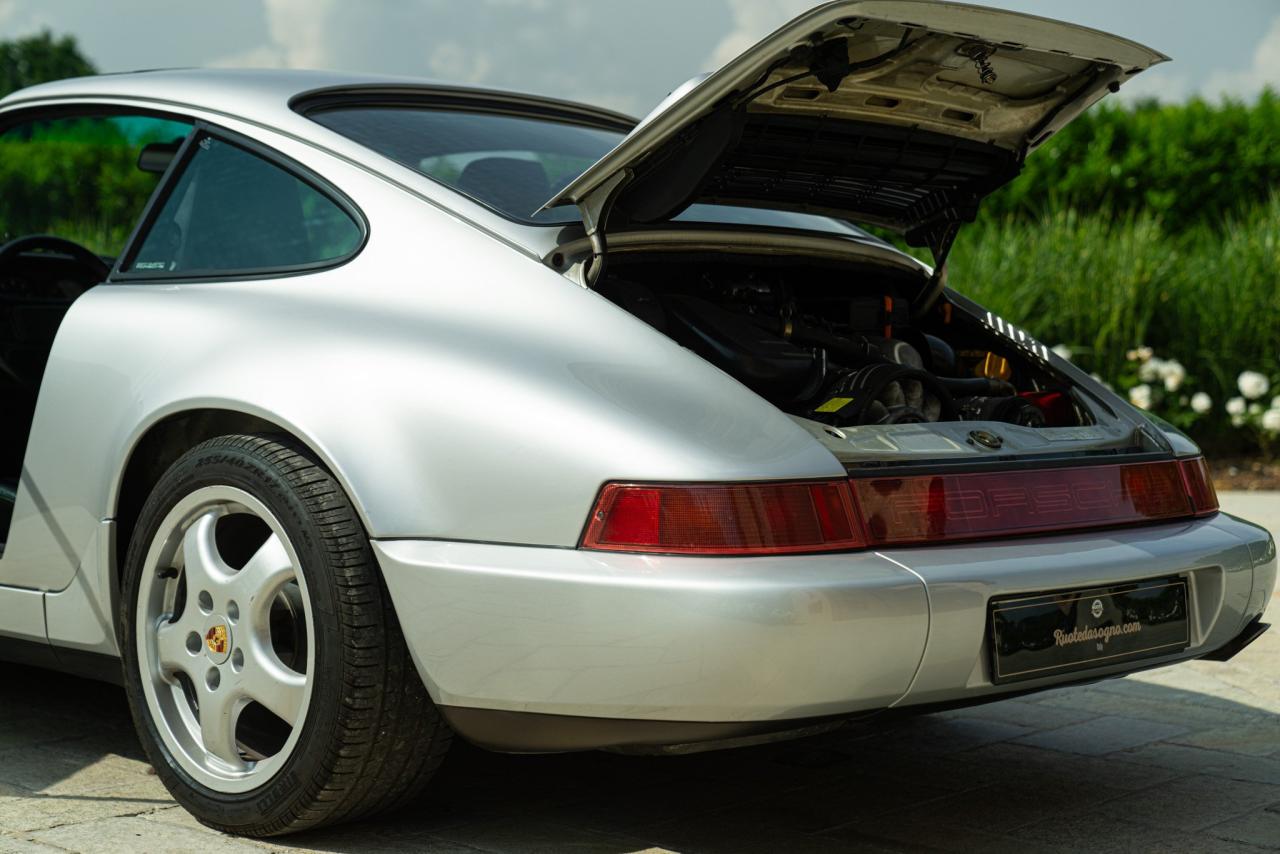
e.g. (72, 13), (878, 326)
(1, 0), (1276, 117)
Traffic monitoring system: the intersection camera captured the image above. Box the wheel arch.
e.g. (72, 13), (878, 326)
(110, 404), (366, 613)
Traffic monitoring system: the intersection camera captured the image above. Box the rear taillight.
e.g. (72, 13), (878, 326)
(582, 458), (1218, 555)
(1178, 456), (1219, 516)
(581, 480), (865, 555)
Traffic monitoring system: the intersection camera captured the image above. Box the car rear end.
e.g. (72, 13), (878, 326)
(376, 452), (1274, 752)
(321, 1), (1272, 751)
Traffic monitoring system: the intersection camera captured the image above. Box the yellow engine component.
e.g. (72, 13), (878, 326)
(967, 351), (1012, 382)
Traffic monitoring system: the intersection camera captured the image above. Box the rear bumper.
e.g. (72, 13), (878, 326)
(374, 512), (1275, 752)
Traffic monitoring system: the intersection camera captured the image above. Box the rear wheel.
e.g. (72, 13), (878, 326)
(120, 434), (450, 836)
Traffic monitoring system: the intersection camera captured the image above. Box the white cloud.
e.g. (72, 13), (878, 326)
(262, 0), (337, 68)
(1101, 13), (1280, 104)
(704, 0), (811, 70)
(203, 0), (682, 113)
(0, 0), (53, 39)
(1113, 69), (1194, 104)
(1203, 14), (1280, 99)
(427, 42), (492, 84)
(211, 0), (339, 69)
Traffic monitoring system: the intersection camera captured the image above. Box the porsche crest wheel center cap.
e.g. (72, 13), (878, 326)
(203, 617), (233, 665)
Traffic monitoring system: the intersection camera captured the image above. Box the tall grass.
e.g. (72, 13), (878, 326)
(948, 196), (1280, 451)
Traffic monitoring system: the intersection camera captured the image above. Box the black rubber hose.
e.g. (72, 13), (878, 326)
(937, 377), (1017, 397)
(750, 316), (888, 366)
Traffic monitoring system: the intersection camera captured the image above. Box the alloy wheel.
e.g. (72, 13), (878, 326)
(135, 485), (315, 793)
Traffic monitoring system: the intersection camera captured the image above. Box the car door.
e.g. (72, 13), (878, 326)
(0, 108), (193, 651)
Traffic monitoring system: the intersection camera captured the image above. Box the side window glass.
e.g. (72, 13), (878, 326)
(128, 135), (362, 276)
(0, 114), (192, 257)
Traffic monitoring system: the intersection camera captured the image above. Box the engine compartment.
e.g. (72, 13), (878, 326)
(596, 254), (1092, 430)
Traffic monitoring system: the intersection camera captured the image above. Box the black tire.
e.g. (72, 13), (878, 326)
(119, 433), (451, 836)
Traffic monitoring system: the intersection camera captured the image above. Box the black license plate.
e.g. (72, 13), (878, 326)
(989, 576), (1190, 685)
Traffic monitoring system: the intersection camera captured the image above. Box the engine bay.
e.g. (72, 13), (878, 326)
(597, 255), (1092, 430)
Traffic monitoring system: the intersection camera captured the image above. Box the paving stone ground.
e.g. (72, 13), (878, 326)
(0, 498), (1275, 853)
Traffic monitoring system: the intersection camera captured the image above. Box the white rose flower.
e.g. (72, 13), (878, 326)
(1231, 414), (1247, 428)
(1138, 358), (1164, 383)
(1226, 397), (1247, 416)
(1128, 384), (1153, 410)
(1190, 392), (1212, 414)
(1159, 359), (1186, 392)
(1126, 346), (1154, 362)
(1272, 395), (1280, 411)
(1052, 344), (1073, 361)
(1249, 403), (1264, 416)
(1263, 408), (1280, 434)
(1238, 371), (1270, 400)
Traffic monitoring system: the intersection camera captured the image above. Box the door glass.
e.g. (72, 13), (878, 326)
(0, 114), (192, 257)
(127, 136), (362, 276)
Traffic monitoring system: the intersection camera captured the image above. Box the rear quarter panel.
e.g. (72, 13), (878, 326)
(1, 119), (839, 655)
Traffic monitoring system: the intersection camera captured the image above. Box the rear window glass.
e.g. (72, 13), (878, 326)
(307, 106), (872, 239)
(311, 108), (616, 224)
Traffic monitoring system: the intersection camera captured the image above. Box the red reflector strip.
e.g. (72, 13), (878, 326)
(582, 459), (1218, 555)
(1179, 456), (1219, 516)
(850, 460), (1210, 547)
(582, 480), (866, 555)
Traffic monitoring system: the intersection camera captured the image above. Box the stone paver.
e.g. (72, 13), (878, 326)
(1208, 810), (1280, 850)
(0, 594), (1277, 853)
(1010, 714), (1190, 755)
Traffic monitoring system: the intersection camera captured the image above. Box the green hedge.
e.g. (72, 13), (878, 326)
(979, 90), (1280, 234)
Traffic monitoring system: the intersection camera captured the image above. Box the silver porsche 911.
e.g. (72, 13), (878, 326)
(0, 0), (1272, 838)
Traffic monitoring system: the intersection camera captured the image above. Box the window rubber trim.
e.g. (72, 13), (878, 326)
(109, 120), (370, 284)
(291, 86), (636, 134)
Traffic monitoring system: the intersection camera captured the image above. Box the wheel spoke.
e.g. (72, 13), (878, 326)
(240, 645), (307, 725)
(235, 532), (294, 607)
(198, 679), (245, 769)
(155, 620), (195, 674)
(183, 510), (231, 588)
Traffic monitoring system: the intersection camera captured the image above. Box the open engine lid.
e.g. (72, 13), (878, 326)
(543, 0), (1166, 265)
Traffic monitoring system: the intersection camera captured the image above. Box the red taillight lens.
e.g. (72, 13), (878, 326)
(1179, 456), (1219, 516)
(851, 459), (1215, 547)
(582, 480), (866, 555)
(583, 459), (1218, 555)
